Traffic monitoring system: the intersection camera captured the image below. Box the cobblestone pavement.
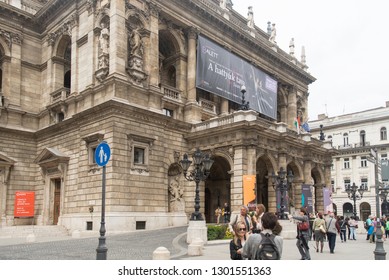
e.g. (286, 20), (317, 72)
(0, 226), (188, 260)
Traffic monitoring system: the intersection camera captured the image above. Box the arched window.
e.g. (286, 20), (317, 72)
(64, 70), (71, 88)
(381, 127), (387, 141)
(360, 130), (366, 146)
(343, 133), (349, 147)
(167, 65), (176, 87)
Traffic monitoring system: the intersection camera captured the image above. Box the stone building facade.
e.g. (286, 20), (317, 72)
(309, 102), (389, 221)
(0, 0), (336, 233)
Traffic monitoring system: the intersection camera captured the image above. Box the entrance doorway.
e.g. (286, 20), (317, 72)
(53, 179), (61, 225)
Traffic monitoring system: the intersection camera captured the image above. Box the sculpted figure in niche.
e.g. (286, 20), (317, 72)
(99, 22), (109, 55)
(129, 28), (143, 57)
(169, 175), (185, 212)
(169, 176), (183, 202)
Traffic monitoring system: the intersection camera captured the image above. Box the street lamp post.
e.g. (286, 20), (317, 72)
(345, 182), (367, 218)
(379, 188), (389, 216)
(239, 85), (249, 111)
(271, 167), (294, 220)
(180, 148), (214, 220)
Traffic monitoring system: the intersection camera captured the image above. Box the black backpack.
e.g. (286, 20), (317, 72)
(255, 233), (280, 260)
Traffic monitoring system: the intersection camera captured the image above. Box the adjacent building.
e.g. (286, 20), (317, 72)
(0, 0), (335, 234)
(309, 102), (389, 221)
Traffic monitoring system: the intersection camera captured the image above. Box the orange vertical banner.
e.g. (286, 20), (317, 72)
(243, 175), (256, 209)
(14, 191), (35, 217)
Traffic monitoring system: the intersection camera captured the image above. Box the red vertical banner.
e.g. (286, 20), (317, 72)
(243, 175), (256, 210)
(14, 191), (35, 217)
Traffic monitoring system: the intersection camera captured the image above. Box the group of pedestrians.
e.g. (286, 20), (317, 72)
(226, 203), (389, 260)
(365, 215), (389, 242)
(228, 204), (283, 260)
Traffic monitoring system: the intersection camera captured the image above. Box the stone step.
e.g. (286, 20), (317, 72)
(0, 225), (70, 238)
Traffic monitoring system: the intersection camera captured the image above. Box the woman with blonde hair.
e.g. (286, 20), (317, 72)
(230, 221), (248, 260)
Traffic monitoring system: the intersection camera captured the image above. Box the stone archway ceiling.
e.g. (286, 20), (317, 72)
(208, 156), (230, 180)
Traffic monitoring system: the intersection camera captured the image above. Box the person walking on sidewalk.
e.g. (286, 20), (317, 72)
(312, 212), (325, 253)
(290, 208), (311, 260)
(325, 211), (340, 254)
(337, 216), (347, 242)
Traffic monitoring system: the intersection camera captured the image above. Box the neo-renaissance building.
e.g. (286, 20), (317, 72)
(0, 0), (336, 234)
(309, 102), (389, 221)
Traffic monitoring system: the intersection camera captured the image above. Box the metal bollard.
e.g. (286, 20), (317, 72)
(374, 219), (386, 260)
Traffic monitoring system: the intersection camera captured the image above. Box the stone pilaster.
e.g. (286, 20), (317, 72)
(109, 0), (127, 77)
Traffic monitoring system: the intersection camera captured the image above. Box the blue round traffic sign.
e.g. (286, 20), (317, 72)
(95, 142), (111, 166)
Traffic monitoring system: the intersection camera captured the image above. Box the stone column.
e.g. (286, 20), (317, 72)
(70, 22), (78, 94)
(279, 105), (287, 123)
(186, 28), (197, 102)
(220, 98), (229, 115)
(230, 146), (245, 213)
(184, 28), (201, 123)
(287, 89), (297, 129)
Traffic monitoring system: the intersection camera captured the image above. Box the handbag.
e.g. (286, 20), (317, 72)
(298, 221), (309, 231)
(319, 224), (326, 233)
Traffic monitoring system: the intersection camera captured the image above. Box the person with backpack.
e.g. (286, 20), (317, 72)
(242, 212), (283, 260)
(290, 207), (311, 260)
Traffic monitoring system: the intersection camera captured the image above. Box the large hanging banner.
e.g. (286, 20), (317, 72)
(382, 159), (389, 183)
(14, 191), (35, 217)
(323, 187), (333, 214)
(196, 35), (277, 119)
(243, 175), (256, 210)
(301, 184), (313, 214)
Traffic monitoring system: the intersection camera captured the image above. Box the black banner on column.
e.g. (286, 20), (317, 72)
(196, 35), (277, 119)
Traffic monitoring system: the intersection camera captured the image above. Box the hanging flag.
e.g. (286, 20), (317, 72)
(294, 118), (300, 134)
(301, 122), (310, 132)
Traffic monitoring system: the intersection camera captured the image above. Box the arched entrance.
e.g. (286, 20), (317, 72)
(360, 202), (371, 221)
(343, 202), (353, 218)
(204, 156), (231, 223)
(256, 156), (272, 212)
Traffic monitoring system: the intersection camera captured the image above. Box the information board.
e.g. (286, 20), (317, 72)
(14, 191), (35, 217)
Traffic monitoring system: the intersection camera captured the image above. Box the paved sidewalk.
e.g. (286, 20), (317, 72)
(0, 226), (386, 260)
(178, 233), (386, 260)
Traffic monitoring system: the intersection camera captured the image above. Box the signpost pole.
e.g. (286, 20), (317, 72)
(95, 141), (110, 260)
(96, 165), (107, 260)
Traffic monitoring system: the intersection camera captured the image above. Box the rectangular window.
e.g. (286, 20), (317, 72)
(128, 133), (155, 175)
(331, 179), (335, 193)
(344, 179), (351, 191)
(361, 156), (367, 167)
(134, 147), (145, 165)
(163, 108), (173, 117)
(361, 178), (368, 189)
(344, 158), (348, 168)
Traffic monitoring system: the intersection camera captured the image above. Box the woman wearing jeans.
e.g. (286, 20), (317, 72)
(348, 216), (358, 240)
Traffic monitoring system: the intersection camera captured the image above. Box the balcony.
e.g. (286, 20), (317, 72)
(161, 85), (182, 105)
(50, 87), (71, 104)
(355, 141), (370, 148)
(199, 98), (217, 114)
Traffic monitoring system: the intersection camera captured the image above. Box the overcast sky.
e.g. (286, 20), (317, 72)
(232, 0), (389, 121)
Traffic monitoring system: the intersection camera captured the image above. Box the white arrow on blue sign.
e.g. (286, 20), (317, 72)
(94, 142), (111, 167)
